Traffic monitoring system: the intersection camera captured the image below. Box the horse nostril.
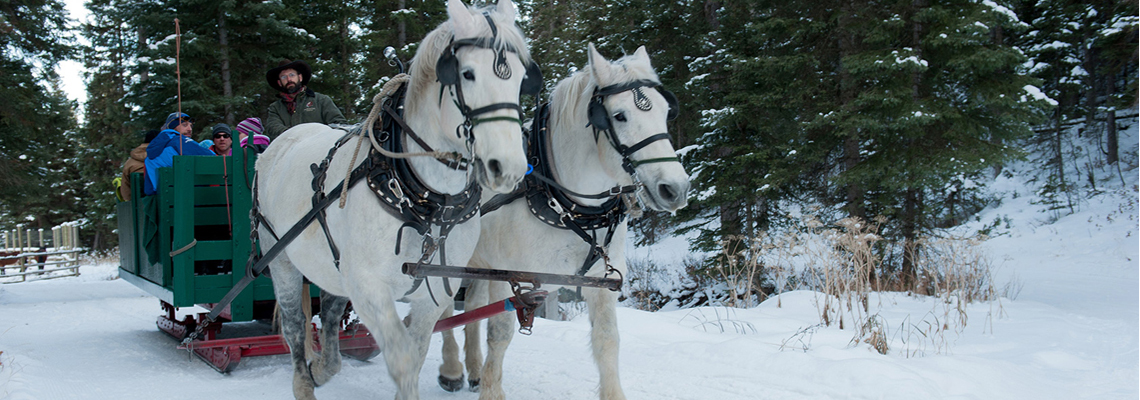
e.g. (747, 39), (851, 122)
(488, 159), (502, 178)
(658, 183), (677, 202)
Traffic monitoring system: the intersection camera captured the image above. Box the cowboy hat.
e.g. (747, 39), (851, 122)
(266, 59), (312, 92)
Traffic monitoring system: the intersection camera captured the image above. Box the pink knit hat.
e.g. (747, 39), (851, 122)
(235, 117), (263, 136)
(241, 134), (271, 147)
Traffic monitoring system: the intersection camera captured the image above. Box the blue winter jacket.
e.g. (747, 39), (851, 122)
(143, 129), (216, 195)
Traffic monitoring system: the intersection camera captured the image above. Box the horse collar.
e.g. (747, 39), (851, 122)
(366, 87), (482, 253)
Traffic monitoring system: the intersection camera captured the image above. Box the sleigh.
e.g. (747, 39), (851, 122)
(116, 151), (379, 373)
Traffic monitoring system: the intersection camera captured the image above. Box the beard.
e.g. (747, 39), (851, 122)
(285, 82), (302, 94)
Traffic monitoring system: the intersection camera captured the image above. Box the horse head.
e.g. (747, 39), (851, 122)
(406, 0), (535, 194)
(584, 43), (689, 213)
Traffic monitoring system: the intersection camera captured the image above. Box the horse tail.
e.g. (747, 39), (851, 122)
(270, 284), (316, 362)
(301, 283), (316, 362)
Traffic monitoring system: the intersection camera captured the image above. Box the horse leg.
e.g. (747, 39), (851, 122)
(478, 280), (515, 400)
(585, 286), (627, 400)
(311, 290), (349, 386)
(269, 260), (318, 400)
(438, 301), (465, 392)
(463, 278), (488, 391)
(348, 286), (422, 400)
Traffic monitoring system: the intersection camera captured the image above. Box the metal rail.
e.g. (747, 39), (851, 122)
(402, 263), (622, 292)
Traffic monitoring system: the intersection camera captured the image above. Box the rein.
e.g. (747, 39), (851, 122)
(197, 39), (512, 337)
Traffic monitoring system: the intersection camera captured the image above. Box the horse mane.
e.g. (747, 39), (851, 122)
(407, 3), (532, 99)
(548, 50), (661, 137)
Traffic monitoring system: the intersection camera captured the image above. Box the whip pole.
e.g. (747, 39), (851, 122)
(175, 18), (183, 154)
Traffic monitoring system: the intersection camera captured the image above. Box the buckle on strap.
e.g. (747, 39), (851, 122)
(609, 185), (636, 196)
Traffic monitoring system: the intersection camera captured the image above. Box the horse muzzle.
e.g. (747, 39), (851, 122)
(474, 157), (525, 193)
(639, 178), (689, 213)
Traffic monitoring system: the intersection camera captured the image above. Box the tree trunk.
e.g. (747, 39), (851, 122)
(397, 0), (407, 47)
(339, 15), (354, 119)
(1106, 74), (1118, 164)
(218, 9), (234, 125)
(1053, 114), (1066, 188)
(911, 0), (925, 101)
(138, 27), (148, 83)
(900, 188), (920, 290)
(1082, 27), (1099, 140)
(901, 0), (926, 289)
(838, 1), (864, 221)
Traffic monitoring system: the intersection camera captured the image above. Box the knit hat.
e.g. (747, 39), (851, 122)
(235, 118), (263, 136)
(163, 112), (192, 130)
(211, 123), (232, 136)
(199, 139), (214, 148)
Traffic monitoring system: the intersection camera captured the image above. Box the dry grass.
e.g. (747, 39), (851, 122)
(712, 235), (770, 308)
(680, 307), (757, 334)
(729, 215), (1002, 356)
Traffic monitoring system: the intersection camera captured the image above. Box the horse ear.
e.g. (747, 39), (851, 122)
(588, 43), (613, 85)
(496, 0), (517, 23)
(632, 46), (650, 63)
(448, 0), (477, 38)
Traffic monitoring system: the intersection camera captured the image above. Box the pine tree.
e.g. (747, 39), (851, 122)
(671, 0), (1049, 288)
(77, 0), (151, 249)
(358, 0), (448, 115)
(861, 0), (1049, 284)
(0, 0), (82, 231)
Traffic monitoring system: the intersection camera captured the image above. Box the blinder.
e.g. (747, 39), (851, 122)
(587, 79), (678, 132)
(586, 79), (681, 175)
(435, 38), (543, 98)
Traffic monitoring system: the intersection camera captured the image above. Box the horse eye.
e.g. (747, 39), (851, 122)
(613, 112), (626, 122)
(462, 70), (475, 80)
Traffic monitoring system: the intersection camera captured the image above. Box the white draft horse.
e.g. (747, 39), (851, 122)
(433, 44), (691, 400)
(254, 0), (535, 399)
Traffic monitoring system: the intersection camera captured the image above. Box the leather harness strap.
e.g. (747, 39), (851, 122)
(482, 103), (630, 277)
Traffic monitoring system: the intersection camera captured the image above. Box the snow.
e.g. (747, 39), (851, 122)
(1, 133), (1137, 400)
(982, 0), (1026, 26)
(1023, 85), (1058, 106)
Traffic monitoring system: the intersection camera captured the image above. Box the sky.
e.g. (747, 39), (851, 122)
(57, 0), (90, 110)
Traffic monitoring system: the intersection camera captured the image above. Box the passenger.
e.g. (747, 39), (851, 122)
(263, 59), (347, 138)
(163, 111), (194, 135)
(143, 112), (215, 195)
(236, 117), (271, 153)
(120, 129), (159, 201)
(208, 123), (234, 156)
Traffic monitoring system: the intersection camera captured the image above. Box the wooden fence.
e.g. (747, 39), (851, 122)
(1, 222), (83, 283)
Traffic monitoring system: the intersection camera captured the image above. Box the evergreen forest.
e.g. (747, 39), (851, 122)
(0, 0), (1135, 290)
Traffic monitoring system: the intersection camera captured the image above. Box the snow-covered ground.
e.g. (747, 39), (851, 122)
(2, 127), (1137, 399)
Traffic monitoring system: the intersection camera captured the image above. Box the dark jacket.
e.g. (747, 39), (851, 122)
(264, 88), (347, 138)
(143, 129), (215, 195)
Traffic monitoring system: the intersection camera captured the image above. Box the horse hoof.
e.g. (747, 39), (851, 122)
(439, 374), (465, 392)
(468, 378), (480, 392)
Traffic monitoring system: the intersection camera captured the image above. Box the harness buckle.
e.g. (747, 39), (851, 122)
(547, 198), (567, 217)
(388, 178), (413, 209)
(439, 205), (457, 223)
(419, 233), (437, 264)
